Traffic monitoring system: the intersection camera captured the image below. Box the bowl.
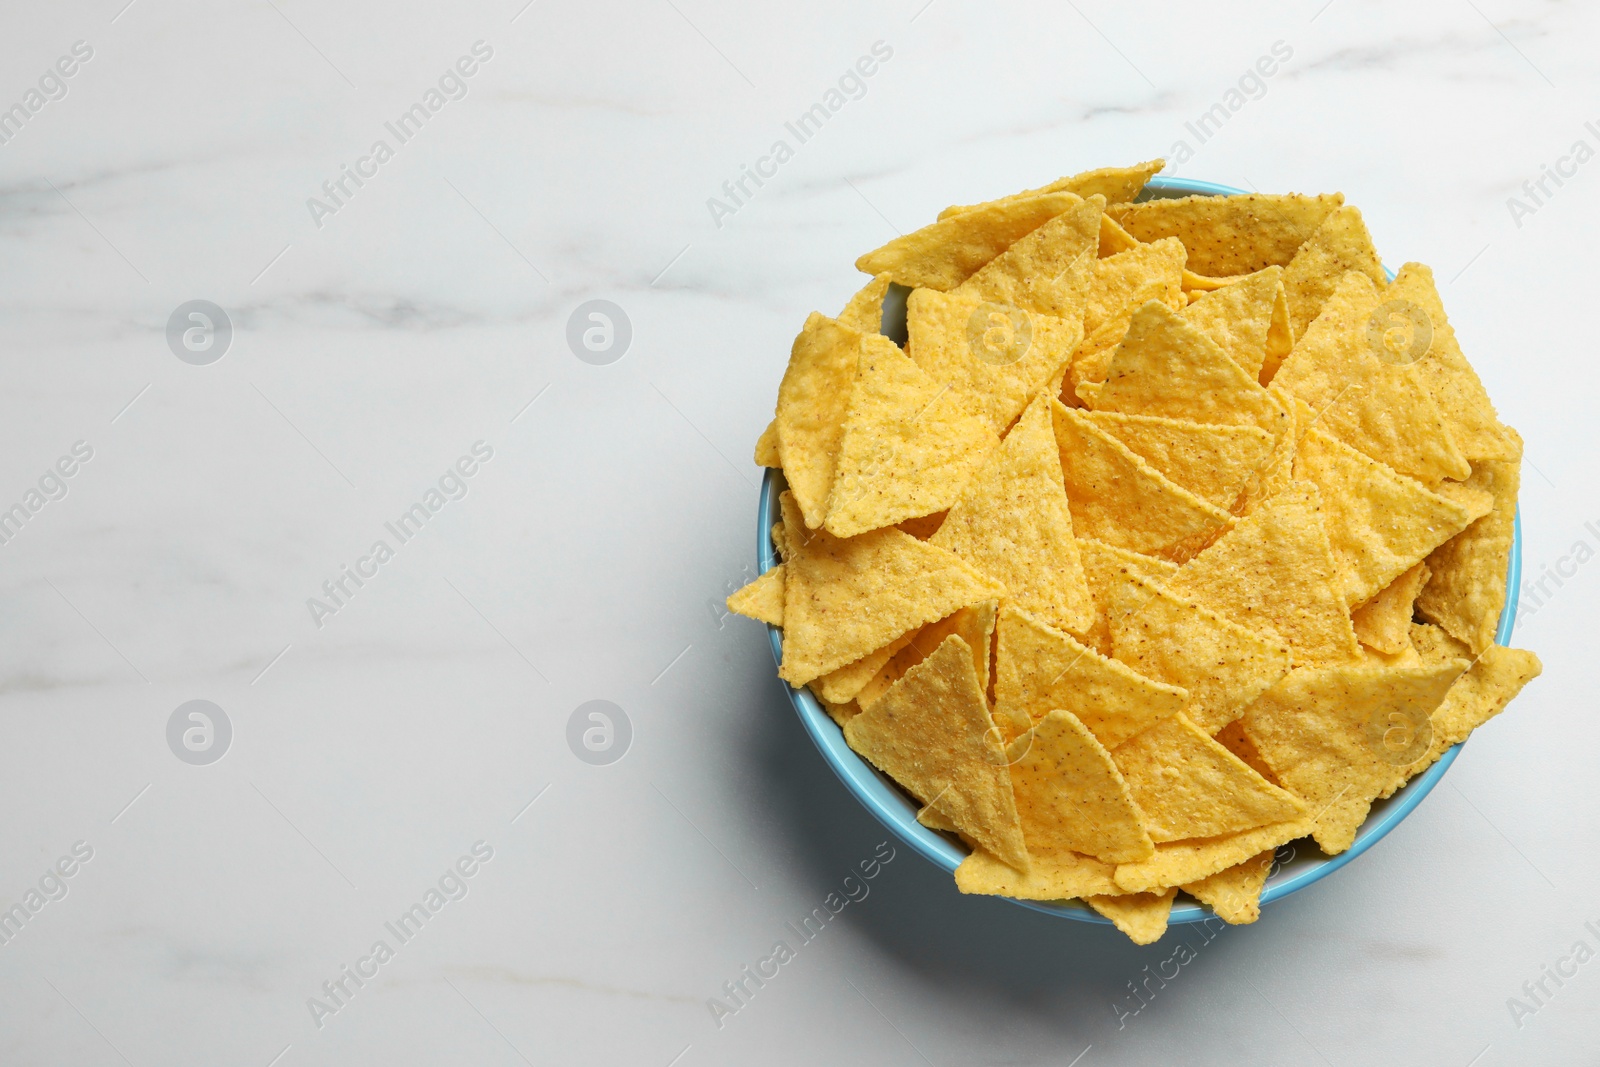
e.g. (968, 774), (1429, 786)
(758, 175), (1522, 926)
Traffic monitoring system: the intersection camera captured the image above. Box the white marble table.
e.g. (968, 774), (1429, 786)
(0, 1), (1594, 1063)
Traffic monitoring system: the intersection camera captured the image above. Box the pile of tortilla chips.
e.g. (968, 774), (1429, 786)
(728, 160), (1541, 945)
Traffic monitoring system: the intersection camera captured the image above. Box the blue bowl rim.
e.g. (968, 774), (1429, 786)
(758, 175), (1522, 926)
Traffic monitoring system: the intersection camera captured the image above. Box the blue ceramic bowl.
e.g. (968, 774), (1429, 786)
(760, 176), (1522, 926)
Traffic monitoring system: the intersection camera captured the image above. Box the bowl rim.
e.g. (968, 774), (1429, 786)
(758, 175), (1522, 925)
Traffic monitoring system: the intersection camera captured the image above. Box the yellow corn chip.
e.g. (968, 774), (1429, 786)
(1099, 212), (1141, 256)
(1180, 266), (1286, 381)
(1086, 888), (1177, 945)
(774, 313), (865, 528)
(1084, 301), (1288, 437)
(1074, 537), (1179, 655)
(858, 601), (996, 710)
(838, 272), (892, 334)
(938, 159), (1164, 220)
(1084, 238), (1188, 336)
(1112, 713), (1306, 843)
(955, 845), (1122, 900)
(1293, 426), (1484, 609)
(931, 397), (1094, 633)
(777, 491), (1003, 686)
(1181, 268), (1249, 293)
(1352, 561), (1429, 655)
(754, 418), (781, 467)
(1274, 270), (1470, 485)
(1061, 317), (1127, 403)
(1169, 481), (1363, 666)
(820, 698), (859, 728)
(1229, 386), (1302, 516)
(727, 564), (784, 626)
(1051, 401), (1236, 561)
(993, 604), (1189, 750)
(844, 635), (1029, 869)
(1181, 850), (1274, 925)
(1409, 621), (1469, 665)
(906, 288), (1083, 434)
(1107, 192), (1345, 277)
(825, 335), (999, 537)
(857, 192), (1082, 290)
(1214, 719), (1281, 785)
(1386, 263), (1520, 462)
(954, 195), (1103, 319)
(1113, 816), (1312, 894)
(1281, 203), (1387, 337)
(813, 629), (918, 704)
(1007, 707), (1154, 864)
(916, 802), (959, 832)
(1409, 644), (1541, 777)
(1082, 410), (1274, 511)
(1241, 661), (1467, 854)
(1106, 570), (1292, 735)
(1417, 452), (1520, 654)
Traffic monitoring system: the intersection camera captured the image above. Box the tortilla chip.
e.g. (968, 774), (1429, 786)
(727, 565), (784, 626)
(1387, 263), (1520, 462)
(820, 697), (859, 728)
(1274, 270), (1470, 485)
(1213, 719), (1281, 784)
(1084, 301), (1288, 437)
(1112, 713), (1306, 843)
(1417, 453), (1520, 654)
(813, 629), (918, 704)
(1169, 481), (1364, 666)
(1281, 204), (1387, 337)
(916, 803), (960, 832)
(1409, 621), (1469, 665)
(1352, 562), (1429, 655)
(838, 272), (892, 334)
(1107, 193), (1345, 277)
(858, 601), (996, 710)
(1074, 537), (1180, 655)
(844, 635), (1029, 869)
(954, 196), (1102, 319)
(1227, 387), (1303, 517)
(1240, 661), (1467, 854)
(906, 288), (1083, 434)
(777, 491), (1003, 685)
(857, 192), (1082, 290)
(1113, 816), (1312, 894)
(825, 334), (999, 537)
(955, 846), (1122, 900)
(1106, 570), (1292, 735)
(1007, 707), (1154, 864)
(1099, 212), (1141, 256)
(1181, 850), (1274, 925)
(1293, 426), (1484, 609)
(993, 604), (1189, 750)
(931, 397), (1094, 633)
(1084, 238), (1188, 336)
(1180, 266), (1286, 381)
(1086, 888), (1177, 945)
(1082, 411), (1275, 511)
(774, 313), (862, 528)
(754, 419), (781, 467)
(938, 159), (1164, 220)
(1411, 644), (1541, 774)
(1051, 401), (1236, 561)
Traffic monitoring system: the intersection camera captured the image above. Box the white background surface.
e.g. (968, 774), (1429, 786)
(0, 1), (1594, 1064)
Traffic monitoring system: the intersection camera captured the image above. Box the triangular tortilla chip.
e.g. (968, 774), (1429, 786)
(1293, 426), (1485, 609)
(777, 492), (1003, 685)
(1281, 203), (1387, 336)
(1107, 193), (1345, 277)
(1111, 713), (1306, 843)
(1417, 451), (1521, 654)
(1074, 537), (1179, 655)
(906, 288), (1082, 434)
(727, 565), (784, 626)
(1410, 643), (1541, 777)
(1240, 661), (1467, 854)
(954, 846), (1122, 901)
(1007, 708), (1154, 864)
(931, 397), (1094, 633)
(825, 335), (999, 537)
(1099, 212), (1141, 256)
(812, 629), (918, 704)
(819, 698), (858, 728)
(1387, 263), (1520, 462)
(1274, 270), (1470, 484)
(774, 313), (862, 528)
(843, 635), (1029, 869)
(1168, 481), (1363, 666)
(1181, 850), (1274, 925)
(1084, 301), (1288, 437)
(838, 272), (892, 334)
(1106, 570), (1292, 734)
(1180, 266), (1285, 380)
(938, 159), (1164, 219)
(1082, 410), (1274, 511)
(954, 196), (1102, 319)
(857, 601), (996, 710)
(993, 604), (1189, 750)
(1351, 562), (1429, 655)
(1051, 401), (1236, 561)
(1086, 888), (1177, 945)
(857, 192), (1082, 290)
(1113, 816), (1312, 893)
(754, 418), (781, 467)
(1084, 238), (1188, 336)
